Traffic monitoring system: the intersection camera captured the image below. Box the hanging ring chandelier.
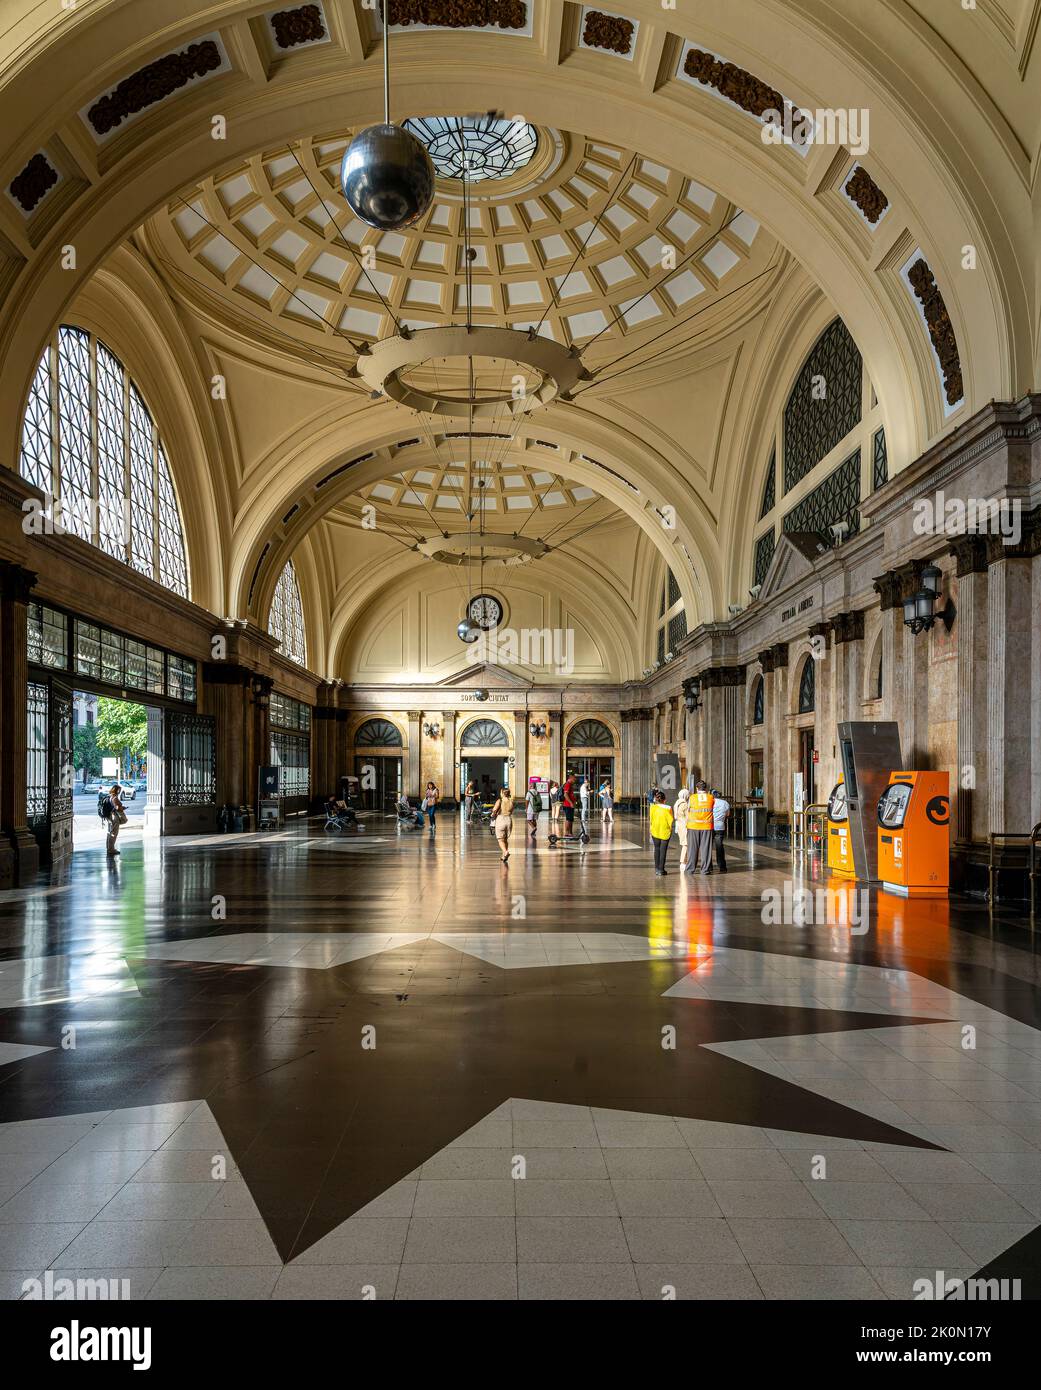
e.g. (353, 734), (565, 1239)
(353, 325), (588, 420)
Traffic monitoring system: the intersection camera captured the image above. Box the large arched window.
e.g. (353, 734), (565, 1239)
(355, 719), (402, 747)
(567, 719), (614, 747)
(19, 326), (188, 597)
(461, 719), (509, 748)
(269, 560), (306, 667)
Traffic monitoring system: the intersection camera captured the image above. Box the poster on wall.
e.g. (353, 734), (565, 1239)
(654, 753), (681, 806)
(793, 771), (805, 815)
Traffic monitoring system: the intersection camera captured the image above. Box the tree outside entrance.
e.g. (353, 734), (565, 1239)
(73, 697), (148, 785)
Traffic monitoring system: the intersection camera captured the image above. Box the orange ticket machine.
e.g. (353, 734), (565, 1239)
(826, 779), (855, 877)
(877, 771), (950, 897)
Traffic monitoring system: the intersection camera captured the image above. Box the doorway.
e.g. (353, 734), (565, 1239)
(565, 756), (615, 794)
(462, 757), (508, 804)
(355, 754), (401, 811)
(799, 728), (816, 805)
(71, 690), (149, 853)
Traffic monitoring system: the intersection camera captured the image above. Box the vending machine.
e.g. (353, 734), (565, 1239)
(836, 720), (903, 883)
(877, 771), (950, 897)
(825, 778), (855, 877)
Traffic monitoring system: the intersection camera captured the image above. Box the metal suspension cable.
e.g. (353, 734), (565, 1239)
(578, 206), (747, 352)
(533, 151), (638, 336)
(569, 265), (776, 401)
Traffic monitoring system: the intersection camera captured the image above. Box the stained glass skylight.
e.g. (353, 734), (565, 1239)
(403, 115), (538, 182)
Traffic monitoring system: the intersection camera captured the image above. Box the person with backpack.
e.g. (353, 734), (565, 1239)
(99, 783), (126, 857)
(525, 778), (542, 838)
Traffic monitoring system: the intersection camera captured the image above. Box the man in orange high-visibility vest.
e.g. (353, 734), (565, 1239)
(684, 780), (716, 876)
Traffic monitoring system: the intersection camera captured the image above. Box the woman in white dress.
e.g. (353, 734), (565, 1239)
(674, 788), (691, 872)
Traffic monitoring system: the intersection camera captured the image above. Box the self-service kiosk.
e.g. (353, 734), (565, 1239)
(877, 771), (950, 897)
(836, 721), (903, 883)
(825, 778), (855, 877)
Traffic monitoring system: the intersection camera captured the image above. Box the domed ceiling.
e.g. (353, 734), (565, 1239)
(143, 124), (781, 360)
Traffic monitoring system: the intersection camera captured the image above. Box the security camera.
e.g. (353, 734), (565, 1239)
(728, 603), (745, 616)
(748, 585), (761, 600)
(830, 520), (849, 543)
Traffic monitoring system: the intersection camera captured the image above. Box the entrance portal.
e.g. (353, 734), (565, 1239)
(462, 757), (509, 804)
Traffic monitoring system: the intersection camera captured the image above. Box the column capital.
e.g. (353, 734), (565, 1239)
(0, 561), (37, 603)
(829, 609), (865, 644)
(948, 533), (989, 577)
(698, 664), (747, 689)
(757, 643), (788, 673)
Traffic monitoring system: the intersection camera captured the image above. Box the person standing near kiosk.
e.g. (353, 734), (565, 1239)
(684, 781), (715, 875)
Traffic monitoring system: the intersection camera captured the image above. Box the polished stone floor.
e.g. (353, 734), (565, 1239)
(0, 810), (1039, 1300)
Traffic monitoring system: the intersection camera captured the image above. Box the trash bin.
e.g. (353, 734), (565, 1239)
(745, 805), (766, 839)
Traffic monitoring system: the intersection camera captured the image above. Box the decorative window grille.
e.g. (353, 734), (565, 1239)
(20, 327), (188, 596)
(782, 318), (862, 493)
(798, 658), (816, 714)
(269, 560), (306, 667)
(167, 714), (216, 803)
(753, 528), (775, 589)
(782, 450), (861, 546)
(872, 427), (888, 491)
(26, 682), (48, 825)
(355, 718), (402, 747)
(759, 448), (776, 519)
(668, 609), (687, 650)
(271, 692), (311, 731)
(566, 720), (614, 748)
(271, 730), (310, 798)
(461, 719), (509, 748)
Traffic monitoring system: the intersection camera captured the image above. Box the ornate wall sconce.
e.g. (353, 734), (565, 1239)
(902, 564), (955, 635)
(529, 721), (547, 738)
(682, 677), (702, 713)
(423, 720), (441, 738)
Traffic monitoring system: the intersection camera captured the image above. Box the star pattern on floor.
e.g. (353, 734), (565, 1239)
(0, 937), (946, 1264)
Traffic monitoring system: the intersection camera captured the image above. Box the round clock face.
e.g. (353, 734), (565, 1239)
(467, 594), (503, 630)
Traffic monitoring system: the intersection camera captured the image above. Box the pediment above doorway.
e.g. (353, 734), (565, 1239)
(757, 532), (830, 604)
(437, 662), (533, 690)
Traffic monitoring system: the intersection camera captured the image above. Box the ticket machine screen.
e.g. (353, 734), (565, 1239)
(827, 781), (848, 822)
(878, 781), (912, 830)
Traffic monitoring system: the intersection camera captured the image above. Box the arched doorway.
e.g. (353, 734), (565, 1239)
(459, 718), (511, 803)
(353, 718), (404, 811)
(565, 718), (617, 798)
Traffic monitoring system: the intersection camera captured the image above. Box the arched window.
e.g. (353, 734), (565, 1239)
(798, 658), (816, 714)
(752, 676), (764, 726)
(269, 560), (306, 667)
(461, 718), (509, 748)
(355, 718), (403, 747)
(20, 326), (189, 596)
(566, 719), (614, 748)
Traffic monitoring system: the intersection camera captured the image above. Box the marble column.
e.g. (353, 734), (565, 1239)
(406, 710), (422, 798)
(949, 538), (989, 847)
(0, 562), (40, 887)
(442, 710), (457, 803)
(986, 556), (1033, 834)
(144, 706), (163, 834)
(513, 712), (528, 796)
(548, 710), (563, 785)
(620, 708), (653, 801)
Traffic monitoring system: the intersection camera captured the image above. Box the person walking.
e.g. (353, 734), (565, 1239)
(561, 773), (578, 840)
(710, 786), (731, 872)
(422, 781), (439, 832)
(525, 777), (542, 839)
(649, 790), (674, 876)
(674, 787), (691, 872)
(548, 780), (561, 829)
(599, 779), (614, 824)
(491, 784), (514, 863)
(579, 776), (591, 834)
(101, 782), (126, 858)
(684, 780), (716, 875)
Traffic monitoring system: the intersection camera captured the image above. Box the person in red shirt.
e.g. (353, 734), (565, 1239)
(561, 775), (577, 838)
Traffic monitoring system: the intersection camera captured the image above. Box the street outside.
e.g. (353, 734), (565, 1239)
(72, 786), (146, 848)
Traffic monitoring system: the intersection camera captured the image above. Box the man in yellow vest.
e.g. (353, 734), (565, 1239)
(684, 780), (716, 876)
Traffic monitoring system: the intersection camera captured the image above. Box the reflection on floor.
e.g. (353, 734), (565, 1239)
(0, 812), (1038, 1300)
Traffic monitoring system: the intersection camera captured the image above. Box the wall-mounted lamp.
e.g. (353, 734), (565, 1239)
(902, 563), (955, 635)
(423, 720), (441, 738)
(529, 721), (547, 738)
(682, 677), (702, 714)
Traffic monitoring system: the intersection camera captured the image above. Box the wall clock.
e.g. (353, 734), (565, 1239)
(467, 594), (504, 630)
